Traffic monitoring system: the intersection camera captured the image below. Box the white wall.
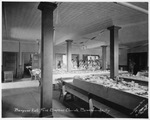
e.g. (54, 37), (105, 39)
(2, 40), (38, 53)
(2, 40), (19, 52)
(21, 41), (38, 52)
(119, 48), (127, 65)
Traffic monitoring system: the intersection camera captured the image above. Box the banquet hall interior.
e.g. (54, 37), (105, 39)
(2, 1), (148, 118)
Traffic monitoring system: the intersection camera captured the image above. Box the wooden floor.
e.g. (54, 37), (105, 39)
(2, 87), (76, 118)
(2, 80), (112, 118)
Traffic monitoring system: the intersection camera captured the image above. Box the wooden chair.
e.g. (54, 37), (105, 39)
(56, 78), (74, 101)
(56, 78), (63, 100)
(29, 69), (35, 80)
(29, 69), (41, 80)
(4, 71), (13, 82)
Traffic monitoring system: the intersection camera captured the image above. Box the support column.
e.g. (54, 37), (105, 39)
(19, 42), (22, 66)
(38, 2), (57, 117)
(18, 42), (22, 78)
(66, 40), (73, 72)
(37, 40), (41, 69)
(101, 45), (107, 70)
(79, 53), (83, 60)
(107, 26), (121, 79)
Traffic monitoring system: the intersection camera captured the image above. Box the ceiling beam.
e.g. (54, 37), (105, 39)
(115, 2), (148, 14)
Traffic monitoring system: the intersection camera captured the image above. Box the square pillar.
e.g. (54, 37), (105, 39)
(17, 42), (23, 78)
(101, 45), (107, 70)
(79, 53), (83, 60)
(38, 2), (57, 117)
(66, 40), (73, 72)
(107, 26), (121, 79)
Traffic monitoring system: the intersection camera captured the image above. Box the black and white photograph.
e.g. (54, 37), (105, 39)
(1, 0), (149, 118)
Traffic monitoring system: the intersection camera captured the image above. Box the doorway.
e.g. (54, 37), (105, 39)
(23, 52), (33, 78)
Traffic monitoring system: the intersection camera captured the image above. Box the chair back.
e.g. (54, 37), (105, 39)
(57, 78), (63, 90)
(4, 71), (13, 82)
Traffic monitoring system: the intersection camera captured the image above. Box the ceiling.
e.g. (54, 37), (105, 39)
(2, 2), (148, 49)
